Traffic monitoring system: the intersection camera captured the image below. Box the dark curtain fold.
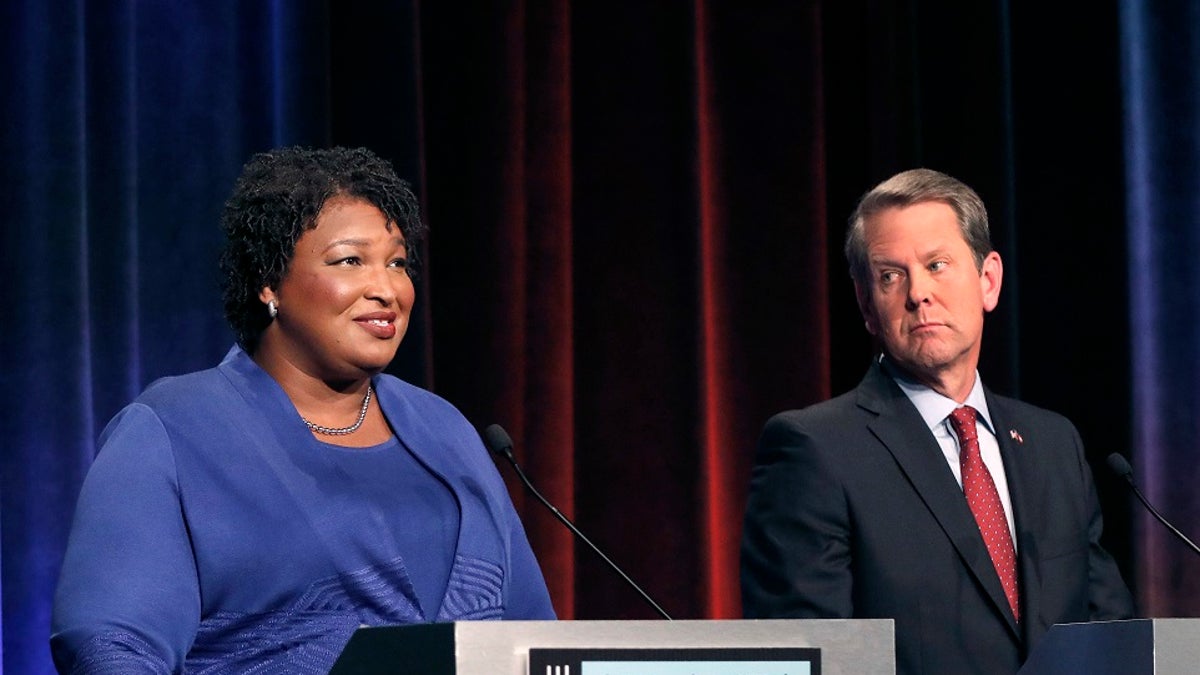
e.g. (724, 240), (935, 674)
(1120, 0), (1200, 618)
(418, 0), (581, 617)
(567, 3), (709, 617)
(692, 2), (830, 618)
(3, 0), (1198, 672)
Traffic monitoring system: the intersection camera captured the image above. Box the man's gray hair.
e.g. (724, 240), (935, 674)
(845, 168), (993, 286)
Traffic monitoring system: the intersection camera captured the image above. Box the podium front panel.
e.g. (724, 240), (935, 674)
(1018, 618), (1200, 675)
(332, 619), (894, 675)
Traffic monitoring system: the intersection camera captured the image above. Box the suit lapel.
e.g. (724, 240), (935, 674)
(858, 364), (1021, 638)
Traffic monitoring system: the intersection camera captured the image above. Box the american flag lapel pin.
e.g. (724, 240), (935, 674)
(1009, 429), (1024, 444)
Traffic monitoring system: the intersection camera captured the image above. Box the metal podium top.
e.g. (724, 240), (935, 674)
(333, 618), (895, 675)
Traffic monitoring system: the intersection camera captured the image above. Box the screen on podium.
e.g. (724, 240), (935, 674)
(528, 647), (820, 675)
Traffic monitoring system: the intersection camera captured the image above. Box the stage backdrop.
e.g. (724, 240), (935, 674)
(3, 1), (1198, 673)
(1121, 0), (1200, 617)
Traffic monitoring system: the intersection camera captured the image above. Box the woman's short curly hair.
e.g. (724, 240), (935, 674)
(219, 146), (426, 353)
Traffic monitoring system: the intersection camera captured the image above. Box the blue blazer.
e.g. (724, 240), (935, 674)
(52, 346), (554, 673)
(741, 361), (1133, 675)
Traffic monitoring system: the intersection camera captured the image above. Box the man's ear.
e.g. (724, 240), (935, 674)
(854, 280), (878, 336)
(979, 251), (1003, 313)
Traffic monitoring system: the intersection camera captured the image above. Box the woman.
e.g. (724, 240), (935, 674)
(51, 147), (555, 673)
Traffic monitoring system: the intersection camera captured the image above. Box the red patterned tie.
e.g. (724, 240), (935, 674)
(948, 406), (1020, 621)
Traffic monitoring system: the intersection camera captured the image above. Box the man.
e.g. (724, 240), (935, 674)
(740, 169), (1133, 674)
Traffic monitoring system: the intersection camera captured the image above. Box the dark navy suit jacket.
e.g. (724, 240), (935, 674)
(741, 361), (1133, 675)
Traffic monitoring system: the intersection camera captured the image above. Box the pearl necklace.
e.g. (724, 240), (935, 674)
(302, 386), (373, 436)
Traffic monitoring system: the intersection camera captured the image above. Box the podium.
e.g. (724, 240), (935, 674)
(330, 619), (895, 674)
(1018, 619), (1200, 674)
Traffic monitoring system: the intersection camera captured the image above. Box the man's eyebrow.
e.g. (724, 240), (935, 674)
(869, 246), (954, 265)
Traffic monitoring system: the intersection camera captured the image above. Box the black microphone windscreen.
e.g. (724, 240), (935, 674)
(482, 424), (514, 456)
(1107, 453), (1134, 478)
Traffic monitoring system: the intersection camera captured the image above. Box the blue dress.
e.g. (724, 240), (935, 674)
(51, 347), (555, 673)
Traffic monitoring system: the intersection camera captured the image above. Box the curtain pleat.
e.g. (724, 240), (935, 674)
(3, 4), (96, 671)
(691, 1), (831, 619)
(1120, 0), (1200, 618)
(520, 0), (578, 619)
(693, 0), (737, 619)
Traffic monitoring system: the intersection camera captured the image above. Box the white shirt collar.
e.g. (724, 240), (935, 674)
(883, 358), (995, 434)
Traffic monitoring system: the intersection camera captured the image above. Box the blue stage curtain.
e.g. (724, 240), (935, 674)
(1121, 0), (1200, 617)
(0, 2), (335, 672)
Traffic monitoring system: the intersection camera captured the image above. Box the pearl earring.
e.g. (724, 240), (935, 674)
(267, 300), (278, 318)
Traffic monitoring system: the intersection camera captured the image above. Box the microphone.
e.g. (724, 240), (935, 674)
(481, 424), (673, 620)
(1107, 453), (1200, 557)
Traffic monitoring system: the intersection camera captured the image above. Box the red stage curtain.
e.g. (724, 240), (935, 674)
(419, 1), (832, 619)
